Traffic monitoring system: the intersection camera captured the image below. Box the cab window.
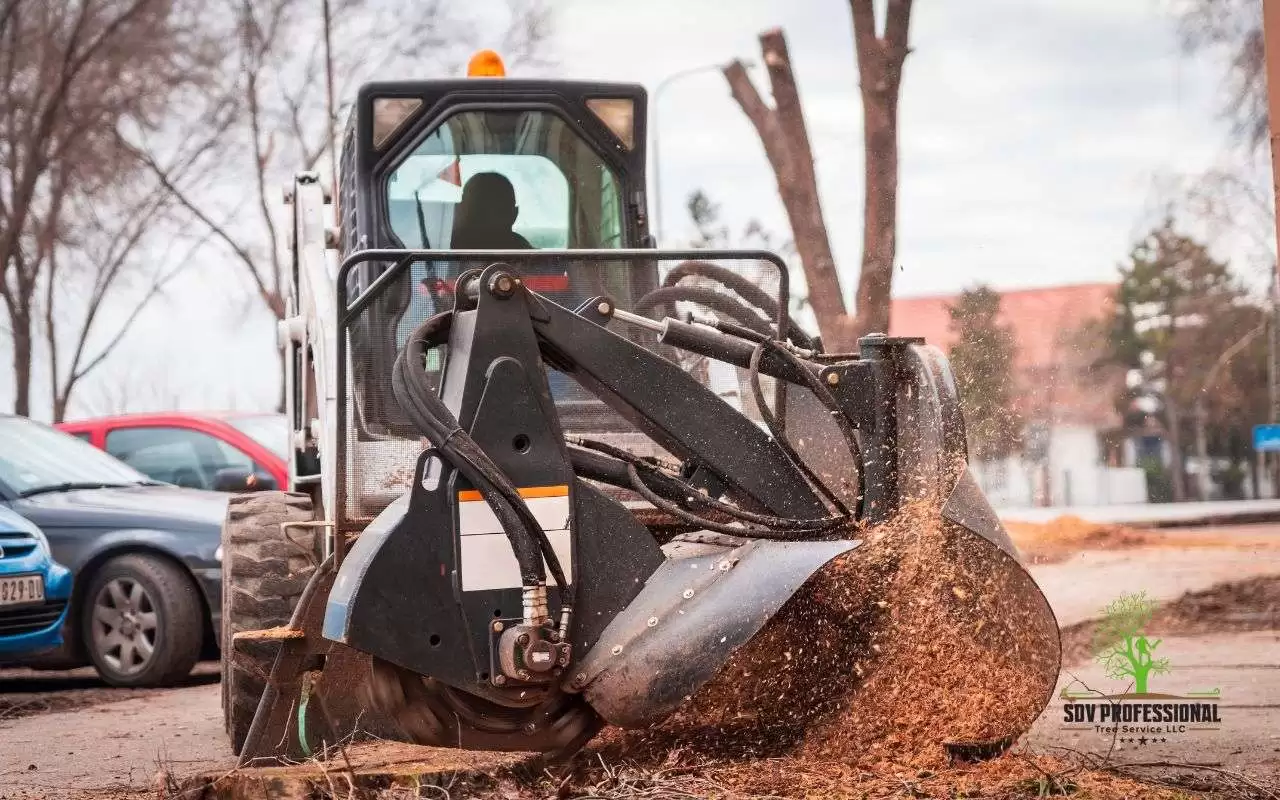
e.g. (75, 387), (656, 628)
(385, 110), (625, 251)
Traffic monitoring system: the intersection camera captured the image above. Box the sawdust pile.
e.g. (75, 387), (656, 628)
(1061, 574), (1280, 664)
(539, 747), (1192, 800)
(617, 502), (1061, 772)
(1150, 573), (1280, 633)
(1004, 515), (1153, 563)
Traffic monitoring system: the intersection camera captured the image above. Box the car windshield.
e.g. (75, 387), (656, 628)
(0, 416), (149, 496)
(226, 414), (288, 459)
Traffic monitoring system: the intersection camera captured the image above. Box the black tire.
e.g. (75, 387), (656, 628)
(220, 491), (318, 755)
(81, 553), (204, 687)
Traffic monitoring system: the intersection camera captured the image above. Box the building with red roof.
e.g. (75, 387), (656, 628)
(889, 282), (1145, 507)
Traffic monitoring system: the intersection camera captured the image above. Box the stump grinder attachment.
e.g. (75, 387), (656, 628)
(223, 61), (1061, 766)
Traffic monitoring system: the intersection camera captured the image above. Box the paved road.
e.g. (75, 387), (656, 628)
(1025, 630), (1280, 775)
(999, 499), (1280, 527)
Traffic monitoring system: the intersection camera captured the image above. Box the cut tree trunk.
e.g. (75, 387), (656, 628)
(724, 31), (848, 348)
(724, 6), (912, 353)
(850, 0), (912, 340)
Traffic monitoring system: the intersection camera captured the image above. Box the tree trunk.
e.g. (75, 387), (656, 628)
(1167, 398), (1186, 502)
(10, 308), (32, 416)
(849, 0), (912, 341)
(855, 76), (899, 339)
(52, 393), (70, 423)
(724, 32), (847, 348)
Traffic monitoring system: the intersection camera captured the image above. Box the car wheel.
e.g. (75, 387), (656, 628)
(221, 491), (318, 755)
(82, 554), (204, 687)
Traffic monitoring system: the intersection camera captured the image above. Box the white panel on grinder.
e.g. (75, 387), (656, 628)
(458, 495), (571, 536)
(460, 529), (573, 591)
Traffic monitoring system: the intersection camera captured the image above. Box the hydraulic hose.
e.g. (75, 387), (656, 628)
(392, 311), (571, 620)
(658, 259), (818, 350)
(627, 265), (864, 530)
(748, 339), (864, 520)
(573, 437), (848, 538)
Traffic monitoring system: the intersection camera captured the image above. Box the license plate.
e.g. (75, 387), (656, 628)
(0, 574), (45, 607)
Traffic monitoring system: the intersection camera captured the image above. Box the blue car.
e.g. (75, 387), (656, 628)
(0, 505), (72, 658)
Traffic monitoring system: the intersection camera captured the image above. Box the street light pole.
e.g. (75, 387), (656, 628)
(650, 60), (750, 245)
(322, 0), (337, 201)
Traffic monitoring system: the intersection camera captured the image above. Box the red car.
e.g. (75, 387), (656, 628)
(56, 412), (288, 494)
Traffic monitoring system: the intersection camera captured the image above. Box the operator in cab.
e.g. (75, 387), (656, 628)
(450, 173), (532, 250)
(446, 169), (574, 309)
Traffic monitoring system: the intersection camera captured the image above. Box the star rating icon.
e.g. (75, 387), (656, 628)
(1117, 736), (1170, 745)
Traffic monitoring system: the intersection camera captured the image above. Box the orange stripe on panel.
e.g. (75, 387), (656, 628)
(456, 485), (569, 503)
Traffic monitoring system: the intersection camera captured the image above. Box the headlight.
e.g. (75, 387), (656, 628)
(215, 545), (223, 563)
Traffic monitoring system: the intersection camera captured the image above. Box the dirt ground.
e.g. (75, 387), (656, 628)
(0, 664), (229, 800)
(0, 662), (220, 722)
(2, 521), (1278, 799)
(1005, 516), (1280, 566)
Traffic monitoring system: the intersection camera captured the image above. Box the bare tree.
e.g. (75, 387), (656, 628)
(139, 0), (553, 323)
(1178, 0), (1266, 154)
(725, 4), (912, 351)
(42, 190), (219, 420)
(0, 0), (225, 417)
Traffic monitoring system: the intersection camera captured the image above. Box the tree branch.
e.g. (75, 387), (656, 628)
(44, 246), (60, 417)
(61, 195), (168, 394)
(849, 0), (879, 69)
(128, 143), (273, 308)
(60, 223), (212, 411)
(241, 0), (283, 315)
(759, 28), (850, 332)
(69, 263), (182, 384)
(723, 60), (774, 135)
(884, 0), (913, 52)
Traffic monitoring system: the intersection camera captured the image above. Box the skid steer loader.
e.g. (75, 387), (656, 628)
(220, 52), (1061, 765)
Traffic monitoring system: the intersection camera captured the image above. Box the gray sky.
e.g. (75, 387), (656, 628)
(3, 0), (1249, 420)
(557, 0), (1234, 296)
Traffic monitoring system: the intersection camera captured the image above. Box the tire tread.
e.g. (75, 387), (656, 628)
(220, 490), (318, 755)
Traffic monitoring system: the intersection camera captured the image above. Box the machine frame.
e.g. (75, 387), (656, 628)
(226, 66), (1056, 766)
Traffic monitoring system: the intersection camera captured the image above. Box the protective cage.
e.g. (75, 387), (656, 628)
(335, 248), (824, 529)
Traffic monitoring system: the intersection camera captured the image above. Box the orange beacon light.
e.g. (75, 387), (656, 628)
(467, 50), (506, 78)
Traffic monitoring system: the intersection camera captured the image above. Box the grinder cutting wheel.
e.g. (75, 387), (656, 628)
(221, 51), (1061, 765)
